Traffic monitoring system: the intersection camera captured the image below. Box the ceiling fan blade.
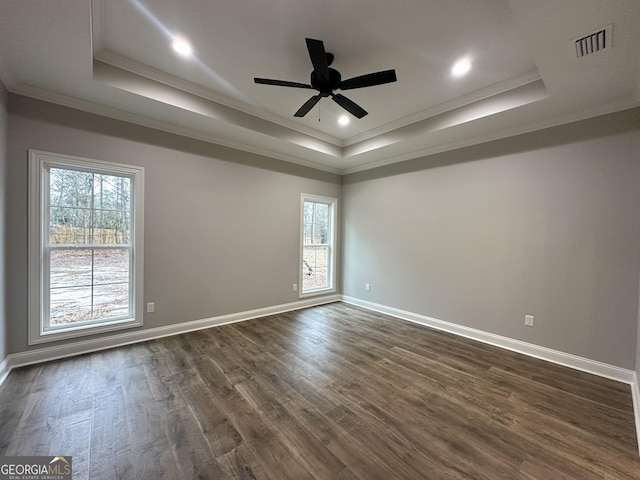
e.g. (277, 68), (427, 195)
(339, 69), (397, 90)
(332, 93), (368, 119)
(305, 38), (330, 83)
(254, 78), (314, 89)
(294, 94), (323, 117)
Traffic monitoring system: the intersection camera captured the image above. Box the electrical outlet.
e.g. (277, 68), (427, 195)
(525, 315), (534, 327)
(365, 283), (371, 291)
(293, 283), (298, 292)
(146, 302), (155, 313)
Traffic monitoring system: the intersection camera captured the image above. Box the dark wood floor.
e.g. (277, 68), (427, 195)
(0, 303), (638, 479)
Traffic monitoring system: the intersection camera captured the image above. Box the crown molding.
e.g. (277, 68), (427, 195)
(94, 50), (344, 149)
(342, 96), (640, 175)
(343, 69), (543, 147)
(9, 82), (639, 178)
(10, 84), (342, 175)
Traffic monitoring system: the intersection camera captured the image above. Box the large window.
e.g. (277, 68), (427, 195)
(300, 194), (337, 296)
(28, 150), (144, 344)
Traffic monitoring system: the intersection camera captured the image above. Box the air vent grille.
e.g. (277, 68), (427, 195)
(575, 25), (612, 58)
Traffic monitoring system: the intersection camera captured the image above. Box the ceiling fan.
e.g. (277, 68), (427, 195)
(254, 38), (397, 119)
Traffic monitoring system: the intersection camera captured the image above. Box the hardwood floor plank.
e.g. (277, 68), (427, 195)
(161, 400), (226, 480)
(4, 363), (67, 456)
(488, 366), (637, 450)
(0, 365), (41, 455)
(214, 444), (264, 480)
(49, 410), (92, 480)
(182, 383), (243, 458)
(227, 324), (341, 414)
(89, 389), (132, 480)
(234, 380), (346, 480)
(279, 397), (403, 480)
(190, 357), (316, 479)
(1, 303), (638, 479)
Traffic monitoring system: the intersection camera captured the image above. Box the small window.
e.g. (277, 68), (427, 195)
(300, 194), (337, 296)
(28, 150), (144, 344)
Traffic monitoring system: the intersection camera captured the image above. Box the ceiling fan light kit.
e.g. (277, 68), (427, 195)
(254, 38), (397, 119)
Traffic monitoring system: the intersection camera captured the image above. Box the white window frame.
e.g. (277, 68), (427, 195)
(28, 150), (145, 345)
(299, 194), (337, 298)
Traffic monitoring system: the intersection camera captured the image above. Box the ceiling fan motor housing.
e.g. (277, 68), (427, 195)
(311, 67), (341, 95)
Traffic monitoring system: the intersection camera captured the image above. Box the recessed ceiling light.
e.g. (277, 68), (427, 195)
(451, 57), (472, 77)
(338, 115), (350, 126)
(171, 37), (193, 57)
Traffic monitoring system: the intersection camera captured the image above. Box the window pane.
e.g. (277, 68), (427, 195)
(303, 222), (313, 245)
(48, 248), (131, 326)
(303, 245), (329, 290)
(50, 168), (92, 210)
(93, 283), (130, 320)
(50, 249), (93, 289)
(94, 248), (130, 285)
(49, 286), (93, 326)
(94, 174), (131, 212)
(314, 203), (328, 223)
(93, 174), (131, 244)
(49, 168), (131, 245)
(304, 202), (314, 224)
(93, 211), (130, 244)
(50, 206), (93, 244)
(49, 168), (94, 245)
(313, 228), (327, 244)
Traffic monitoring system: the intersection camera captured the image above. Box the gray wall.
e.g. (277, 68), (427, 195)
(0, 83), (7, 363)
(343, 108), (640, 369)
(5, 92), (640, 373)
(6, 95), (341, 354)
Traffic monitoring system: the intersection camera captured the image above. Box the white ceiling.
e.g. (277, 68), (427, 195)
(1, 0), (639, 174)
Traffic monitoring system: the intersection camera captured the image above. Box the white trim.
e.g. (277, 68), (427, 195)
(342, 296), (636, 385)
(341, 98), (640, 175)
(0, 295), (340, 381)
(632, 373), (640, 456)
(0, 356), (10, 386)
(299, 194), (338, 298)
(28, 150), (145, 345)
(1, 295), (638, 454)
(344, 295), (640, 456)
(11, 85), (343, 175)
(10, 83), (640, 177)
(4, 292), (639, 453)
(343, 69), (543, 147)
(94, 50), (342, 148)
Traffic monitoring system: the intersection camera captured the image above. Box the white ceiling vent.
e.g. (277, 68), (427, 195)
(574, 24), (612, 58)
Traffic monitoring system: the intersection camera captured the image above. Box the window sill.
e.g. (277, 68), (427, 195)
(299, 287), (336, 299)
(29, 317), (142, 345)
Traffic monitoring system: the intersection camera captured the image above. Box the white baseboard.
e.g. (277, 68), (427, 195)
(341, 296), (636, 385)
(1, 294), (639, 454)
(343, 296), (640, 456)
(632, 373), (640, 456)
(1, 294), (340, 379)
(0, 356), (10, 386)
